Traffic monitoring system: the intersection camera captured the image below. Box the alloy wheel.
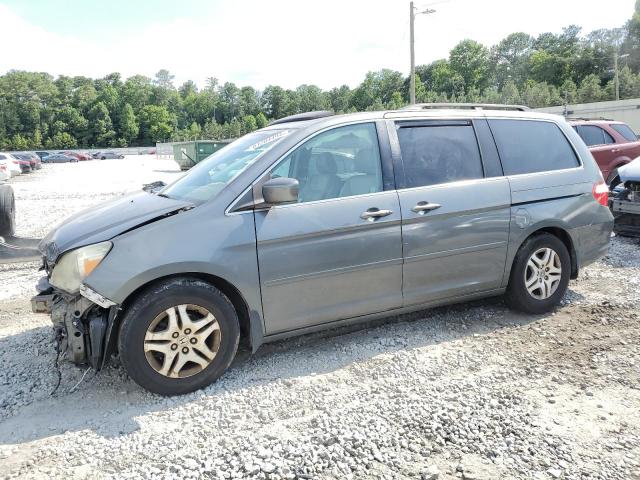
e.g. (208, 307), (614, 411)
(524, 247), (562, 300)
(144, 304), (221, 378)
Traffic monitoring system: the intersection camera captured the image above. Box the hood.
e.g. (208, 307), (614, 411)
(619, 158), (640, 183)
(39, 191), (194, 263)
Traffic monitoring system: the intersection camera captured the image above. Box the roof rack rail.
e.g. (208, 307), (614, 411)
(565, 116), (614, 122)
(269, 111), (334, 126)
(401, 103), (530, 112)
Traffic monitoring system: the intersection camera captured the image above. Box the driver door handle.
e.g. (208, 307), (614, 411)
(412, 201), (441, 214)
(360, 208), (393, 220)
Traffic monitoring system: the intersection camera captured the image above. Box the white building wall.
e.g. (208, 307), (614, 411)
(535, 98), (640, 132)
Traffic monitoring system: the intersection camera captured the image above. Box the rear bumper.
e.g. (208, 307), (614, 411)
(573, 215), (614, 270)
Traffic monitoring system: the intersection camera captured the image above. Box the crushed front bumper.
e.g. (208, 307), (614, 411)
(611, 199), (640, 237)
(31, 276), (118, 369)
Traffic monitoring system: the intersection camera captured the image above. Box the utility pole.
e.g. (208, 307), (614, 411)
(409, 2), (436, 104)
(410, 2), (415, 105)
(615, 49), (620, 101)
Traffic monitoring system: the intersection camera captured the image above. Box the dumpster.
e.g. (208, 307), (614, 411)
(172, 140), (232, 170)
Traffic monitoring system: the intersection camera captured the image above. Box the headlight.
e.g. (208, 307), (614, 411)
(49, 241), (112, 293)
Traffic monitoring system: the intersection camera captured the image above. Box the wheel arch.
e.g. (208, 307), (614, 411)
(507, 224), (578, 283)
(111, 272), (257, 358)
(607, 157), (632, 184)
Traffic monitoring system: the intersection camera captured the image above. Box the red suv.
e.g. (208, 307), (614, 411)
(569, 119), (640, 186)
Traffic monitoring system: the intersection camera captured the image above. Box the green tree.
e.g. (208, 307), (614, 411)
(11, 133), (30, 150)
(500, 79), (522, 104)
(449, 39), (491, 92)
(119, 103), (139, 144)
(491, 32), (534, 87)
(255, 112), (268, 129)
(522, 81), (553, 107)
(577, 74), (603, 103)
(139, 105), (174, 143)
(45, 131), (77, 149)
(87, 101), (116, 146)
(241, 114), (257, 134)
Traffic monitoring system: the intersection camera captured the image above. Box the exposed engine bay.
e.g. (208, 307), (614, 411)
(32, 274), (118, 370)
(610, 159), (640, 237)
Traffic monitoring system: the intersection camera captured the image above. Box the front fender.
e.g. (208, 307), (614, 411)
(607, 157), (632, 183)
(83, 204), (264, 337)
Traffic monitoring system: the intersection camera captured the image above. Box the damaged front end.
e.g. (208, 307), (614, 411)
(31, 247), (119, 370)
(611, 159), (640, 237)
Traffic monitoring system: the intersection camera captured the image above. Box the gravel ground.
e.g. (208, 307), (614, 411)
(0, 157), (639, 480)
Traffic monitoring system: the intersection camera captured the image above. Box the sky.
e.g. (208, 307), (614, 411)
(0, 0), (636, 90)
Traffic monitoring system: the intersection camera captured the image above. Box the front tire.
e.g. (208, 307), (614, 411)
(118, 278), (240, 395)
(505, 233), (570, 314)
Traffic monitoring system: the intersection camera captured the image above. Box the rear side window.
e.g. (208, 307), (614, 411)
(610, 123), (638, 142)
(489, 120), (579, 175)
(577, 125), (614, 146)
(397, 124), (483, 188)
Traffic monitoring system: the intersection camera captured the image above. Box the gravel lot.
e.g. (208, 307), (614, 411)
(0, 157), (639, 480)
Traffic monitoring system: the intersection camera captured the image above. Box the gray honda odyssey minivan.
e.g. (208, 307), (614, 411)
(32, 104), (614, 395)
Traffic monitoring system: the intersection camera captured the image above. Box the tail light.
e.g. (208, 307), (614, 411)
(592, 180), (609, 207)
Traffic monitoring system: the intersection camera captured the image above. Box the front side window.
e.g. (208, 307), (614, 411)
(162, 129), (291, 204)
(490, 120), (579, 175)
(610, 123), (638, 142)
(397, 124), (484, 188)
(269, 123), (383, 203)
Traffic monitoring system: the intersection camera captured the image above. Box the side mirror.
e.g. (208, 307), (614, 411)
(262, 177), (299, 205)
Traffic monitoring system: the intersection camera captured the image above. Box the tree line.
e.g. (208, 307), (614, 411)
(2, 3), (640, 150)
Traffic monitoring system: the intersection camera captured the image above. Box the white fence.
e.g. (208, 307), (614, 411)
(155, 142), (175, 160)
(535, 98), (640, 131)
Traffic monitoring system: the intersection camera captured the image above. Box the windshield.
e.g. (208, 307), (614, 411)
(161, 129), (291, 204)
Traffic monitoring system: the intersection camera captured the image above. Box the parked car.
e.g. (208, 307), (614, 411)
(569, 119), (640, 186)
(35, 151), (51, 161)
(11, 155), (32, 173)
(93, 151), (125, 160)
(32, 105), (613, 395)
(15, 152), (42, 170)
(61, 151), (91, 161)
(43, 153), (77, 163)
(0, 153), (21, 177)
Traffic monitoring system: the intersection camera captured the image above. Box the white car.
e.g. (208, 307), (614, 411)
(0, 153), (21, 177)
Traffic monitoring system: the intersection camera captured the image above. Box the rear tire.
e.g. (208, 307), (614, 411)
(0, 185), (16, 238)
(505, 233), (570, 314)
(118, 278), (240, 395)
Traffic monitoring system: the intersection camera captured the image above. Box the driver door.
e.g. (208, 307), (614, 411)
(254, 122), (403, 334)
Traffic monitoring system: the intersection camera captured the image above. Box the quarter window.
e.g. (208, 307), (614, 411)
(610, 123), (638, 142)
(489, 120), (579, 175)
(396, 124), (484, 188)
(270, 123), (383, 203)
